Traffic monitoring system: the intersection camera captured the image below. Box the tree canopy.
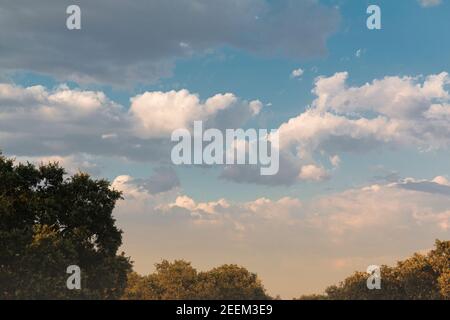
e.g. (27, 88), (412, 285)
(298, 240), (449, 300)
(0, 153), (131, 299)
(122, 260), (270, 300)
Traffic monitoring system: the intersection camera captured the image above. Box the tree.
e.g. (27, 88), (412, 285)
(428, 240), (450, 298)
(121, 272), (156, 300)
(122, 260), (198, 300)
(196, 264), (268, 300)
(0, 153), (131, 299)
(298, 240), (449, 300)
(147, 260), (199, 300)
(122, 260), (270, 300)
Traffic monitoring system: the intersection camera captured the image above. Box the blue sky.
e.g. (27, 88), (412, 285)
(1, 0), (449, 297)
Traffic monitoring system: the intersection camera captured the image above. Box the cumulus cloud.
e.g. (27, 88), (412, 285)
(112, 172), (450, 237)
(3, 71), (450, 188)
(298, 164), (329, 181)
(424, 104), (450, 120)
(0, 83), (262, 163)
(223, 71), (450, 185)
(0, 83), (135, 158)
(307, 71), (450, 150)
(164, 195), (302, 224)
(432, 176), (450, 186)
(0, 0), (339, 86)
(172, 196), (231, 215)
(119, 183), (303, 232)
(130, 90), (262, 138)
(312, 72), (449, 120)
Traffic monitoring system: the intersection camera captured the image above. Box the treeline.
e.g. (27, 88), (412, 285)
(298, 239), (449, 300)
(0, 153), (448, 300)
(123, 240), (450, 300)
(122, 260), (269, 300)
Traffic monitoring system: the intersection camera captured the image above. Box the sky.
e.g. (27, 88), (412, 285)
(1, 0), (449, 298)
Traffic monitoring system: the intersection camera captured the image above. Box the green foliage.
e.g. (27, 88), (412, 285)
(122, 260), (270, 300)
(0, 153), (131, 299)
(298, 240), (449, 300)
(196, 264), (268, 300)
(147, 260), (198, 300)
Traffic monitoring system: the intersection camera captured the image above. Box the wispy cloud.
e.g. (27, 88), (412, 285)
(418, 0), (442, 8)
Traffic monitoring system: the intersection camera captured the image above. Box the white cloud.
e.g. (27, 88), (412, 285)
(113, 172), (450, 235)
(0, 83), (262, 162)
(312, 72), (449, 118)
(299, 164), (329, 181)
(166, 196), (231, 217)
(424, 104), (450, 120)
(159, 195), (302, 225)
(113, 175), (152, 201)
(291, 68), (304, 79)
(221, 108), (401, 185)
(129, 90), (262, 138)
(432, 176), (450, 186)
(4, 71), (450, 188)
(418, 0), (442, 7)
(222, 71), (450, 186)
